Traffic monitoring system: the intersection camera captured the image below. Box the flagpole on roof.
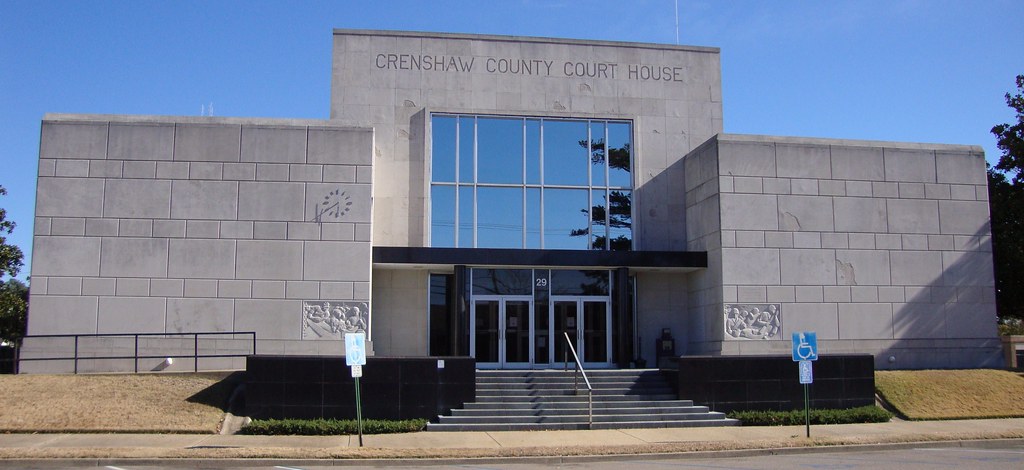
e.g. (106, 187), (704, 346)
(675, 0), (680, 45)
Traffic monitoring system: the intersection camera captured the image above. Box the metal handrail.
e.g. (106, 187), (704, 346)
(18, 331), (257, 374)
(562, 331), (593, 429)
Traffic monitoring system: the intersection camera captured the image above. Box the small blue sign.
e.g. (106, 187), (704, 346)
(792, 331), (818, 361)
(799, 360), (813, 384)
(346, 332), (366, 366)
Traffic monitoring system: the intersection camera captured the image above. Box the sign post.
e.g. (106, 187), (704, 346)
(792, 331), (818, 438)
(345, 332), (367, 447)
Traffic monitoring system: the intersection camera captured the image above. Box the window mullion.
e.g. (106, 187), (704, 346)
(522, 118), (527, 248)
(604, 122), (610, 251)
(473, 117), (478, 249)
(586, 121), (593, 250)
(539, 119), (545, 249)
(454, 117), (460, 248)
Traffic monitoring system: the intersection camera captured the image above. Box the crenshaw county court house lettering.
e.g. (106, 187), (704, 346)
(375, 53), (686, 81)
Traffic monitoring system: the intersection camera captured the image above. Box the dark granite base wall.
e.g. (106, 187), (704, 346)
(245, 356), (475, 420)
(674, 355), (874, 412)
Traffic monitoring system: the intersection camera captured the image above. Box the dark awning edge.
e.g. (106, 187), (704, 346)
(372, 246), (707, 270)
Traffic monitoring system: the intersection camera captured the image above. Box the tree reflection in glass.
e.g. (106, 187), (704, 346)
(551, 269), (609, 296)
(606, 190), (633, 250)
(590, 122), (606, 186)
(607, 122), (632, 188)
(571, 128), (633, 251)
(472, 269), (533, 295)
(571, 190), (632, 251)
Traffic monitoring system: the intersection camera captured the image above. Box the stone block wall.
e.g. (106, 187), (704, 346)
(24, 115), (374, 373)
(371, 268), (429, 356)
(684, 134), (1001, 369)
(635, 271), (689, 362)
(683, 138), (724, 355)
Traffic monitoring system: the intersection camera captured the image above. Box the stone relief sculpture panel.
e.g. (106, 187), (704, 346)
(724, 304), (781, 340)
(301, 301), (368, 340)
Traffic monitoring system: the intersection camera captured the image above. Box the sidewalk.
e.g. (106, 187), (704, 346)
(0, 418), (1022, 464)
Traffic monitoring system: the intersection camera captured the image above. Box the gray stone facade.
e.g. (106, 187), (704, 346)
(24, 115), (373, 372)
(330, 30), (723, 250)
(24, 30), (1001, 372)
(684, 135), (999, 368)
(331, 30), (723, 357)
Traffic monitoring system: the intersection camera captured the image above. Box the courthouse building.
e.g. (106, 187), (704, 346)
(22, 30), (1001, 372)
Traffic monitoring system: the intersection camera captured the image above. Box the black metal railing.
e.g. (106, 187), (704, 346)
(562, 331), (593, 429)
(17, 331), (256, 374)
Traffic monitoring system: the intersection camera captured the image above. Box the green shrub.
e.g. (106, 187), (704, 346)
(240, 418), (427, 435)
(728, 406), (891, 426)
(998, 318), (1024, 336)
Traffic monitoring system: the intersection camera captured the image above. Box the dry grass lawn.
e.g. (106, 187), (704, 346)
(876, 369), (1024, 420)
(0, 372), (236, 433)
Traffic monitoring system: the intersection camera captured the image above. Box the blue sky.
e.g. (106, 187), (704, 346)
(2, 0), (1022, 280)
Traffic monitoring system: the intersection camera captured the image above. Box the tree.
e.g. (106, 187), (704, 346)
(992, 75), (1024, 184)
(990, 75), (1024, 321)
(0, 185), (26, 344)
(0, 279), (28, 344)
(0, 186), (23, 279)
(989, 168), (1024, 320)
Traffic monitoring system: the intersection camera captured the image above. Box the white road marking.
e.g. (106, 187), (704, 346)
(915, 447), (1024, 454)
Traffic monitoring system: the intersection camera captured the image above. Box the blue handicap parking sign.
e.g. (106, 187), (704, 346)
(792, 331), (818, 361)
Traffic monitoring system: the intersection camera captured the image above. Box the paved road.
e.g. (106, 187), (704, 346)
(14, 441), (1024, 469)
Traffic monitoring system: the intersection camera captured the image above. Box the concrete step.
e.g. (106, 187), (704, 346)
(474, 387), (675, 397)
(478, 369), (659, 373)
(477, 374), (665, 380)
(472, 393), (680, 402)
(427, 368), (735, 432)
(436, 412), (729, 425)
(474, 386), (671, 394)
(426, 418), (741, 432)
(449, 406), (712, 417)
(461, 399), (697, 410)
(475, 378), (668, 386)
(475, 372), (662, 380)
(476, 370), (663, 379)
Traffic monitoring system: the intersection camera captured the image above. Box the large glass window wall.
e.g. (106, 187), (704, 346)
(430, 115), (633, 250)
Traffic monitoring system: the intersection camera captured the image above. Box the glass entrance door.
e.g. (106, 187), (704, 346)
(472, 296), (532, 368)
(550, 297), (611, 367)
(467, 268), (613, 369)
(473, 299), (499, 365)
(552, 300), (578, 366)
(504, 299), (531, 367)
(582, 300), (609, 365)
